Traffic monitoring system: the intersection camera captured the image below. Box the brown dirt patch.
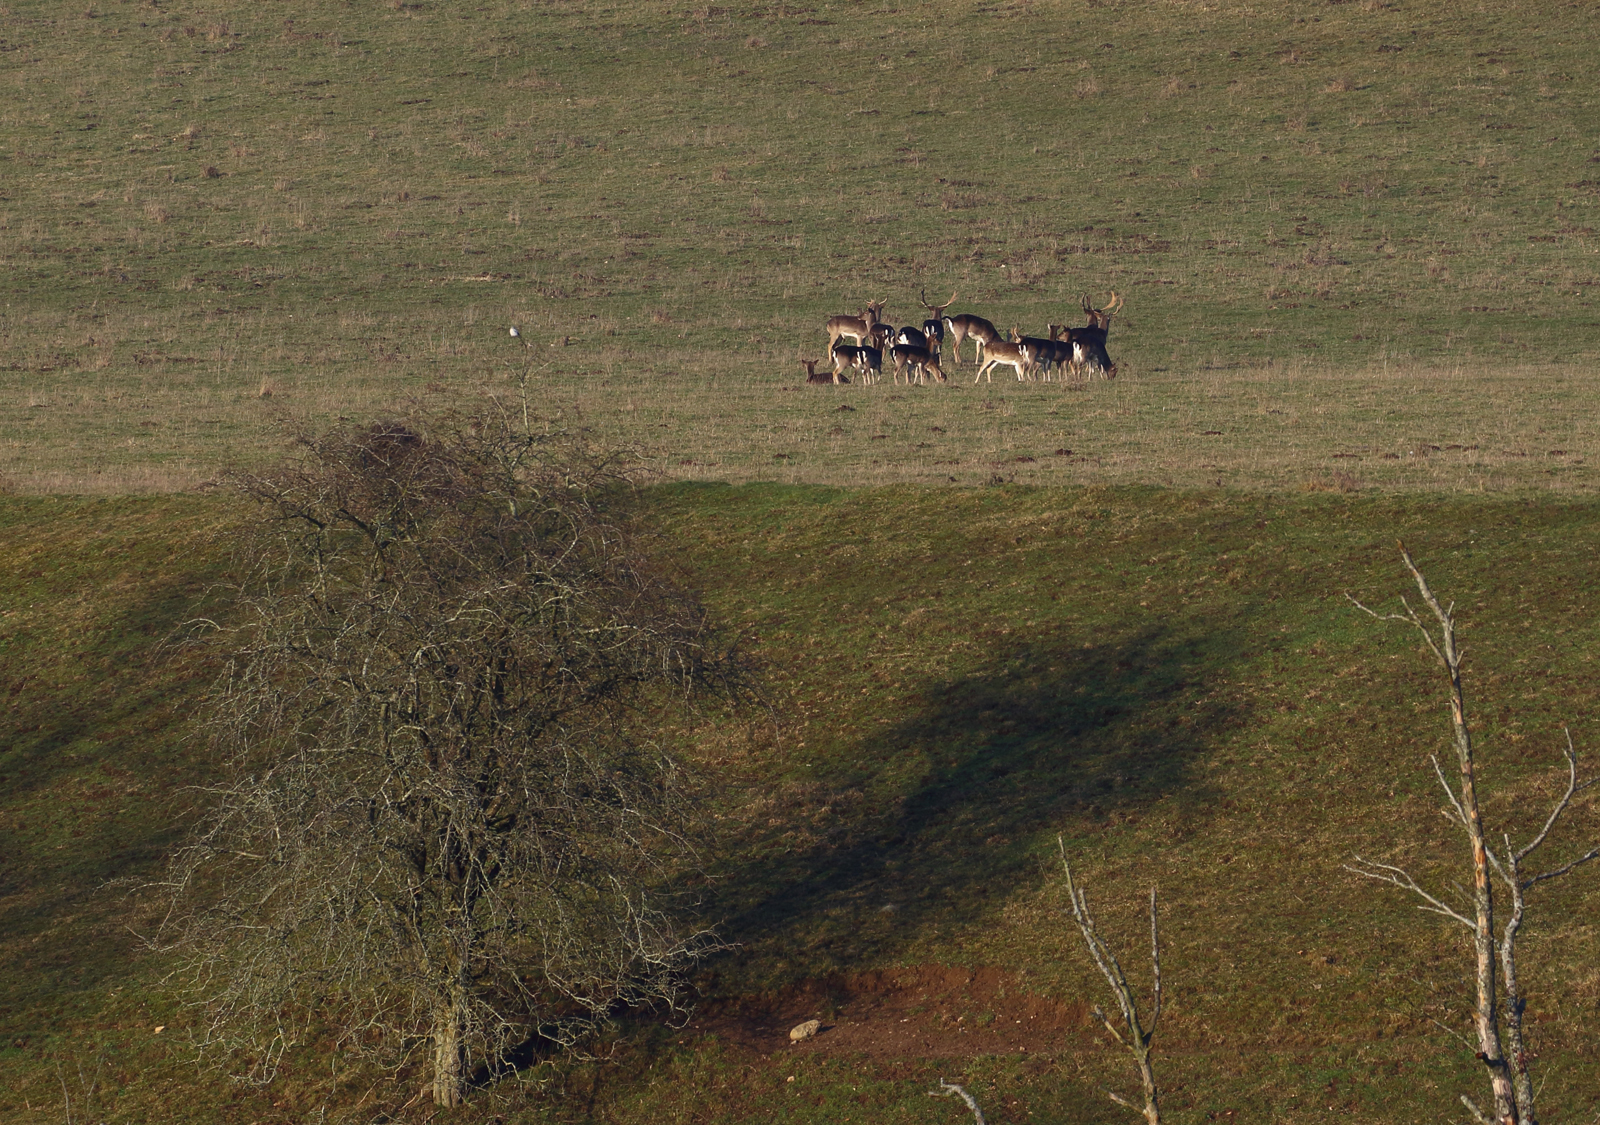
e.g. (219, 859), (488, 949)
(690, 964), (1090, 1060)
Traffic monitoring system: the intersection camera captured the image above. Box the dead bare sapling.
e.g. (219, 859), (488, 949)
(153, 404), (737, 1108)
(1347, 546), (1599, 1125)
(1058, 839), (1164, 1125)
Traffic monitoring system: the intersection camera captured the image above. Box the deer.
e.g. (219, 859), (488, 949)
(973, 332), (1030, 383)
(890, 340), (946, 385)
(1010, 327), (1063, 382)
(1067, 292), (1121, 379)
(832, 341), (882, 384)
(826, 299), (887, 353)
(895, 324), (929, 350)
(801, 358), (847, 385)
(919, 288), (958, 346)
(865, 321), (895, 352)
(943, 311), (1001, 365)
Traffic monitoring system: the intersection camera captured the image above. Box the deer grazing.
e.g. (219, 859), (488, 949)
(826, 299), (887, 353)
(889, 341), (946, 385)
(801, 358), (847, 385)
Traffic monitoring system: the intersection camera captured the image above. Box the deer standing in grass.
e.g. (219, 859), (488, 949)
(826, 299), (887, 353)
(832, 341), (882, 384)
(890, 340), (945, 385)
(973, 331), (1030, 383)
(943, 311), (1001, 365)
(1068, 292), (1121, 379)
(919, 288), (958, 347)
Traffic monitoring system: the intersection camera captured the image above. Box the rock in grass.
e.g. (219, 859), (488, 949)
(789, 1019), (822, 1042)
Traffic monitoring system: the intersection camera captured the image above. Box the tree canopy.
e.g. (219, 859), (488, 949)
(159, 404), (736, 1106)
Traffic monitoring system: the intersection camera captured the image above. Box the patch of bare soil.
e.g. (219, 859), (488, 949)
(691, 965), (1090, 1060)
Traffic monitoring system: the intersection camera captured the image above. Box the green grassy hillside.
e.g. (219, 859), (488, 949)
(4, 0), (1599, 1119)
(3, 488), (1598, 1123)
(2, 0), (1597, 490)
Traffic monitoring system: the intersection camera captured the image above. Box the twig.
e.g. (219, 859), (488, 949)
(929, 1079), (986, 1125)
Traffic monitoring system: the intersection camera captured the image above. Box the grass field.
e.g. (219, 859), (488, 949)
(3, 0), (1600, 1122)
(4, 487), (1600, 1123)
(2, 0), (1597, 491)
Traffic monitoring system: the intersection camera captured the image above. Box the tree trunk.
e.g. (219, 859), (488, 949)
(431, 985), (467, 1108)
(1414, 550), (1518, 1125)
(1448, 660), (1518, 1123)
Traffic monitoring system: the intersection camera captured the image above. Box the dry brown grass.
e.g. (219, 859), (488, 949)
(4, 297), (1593, 496)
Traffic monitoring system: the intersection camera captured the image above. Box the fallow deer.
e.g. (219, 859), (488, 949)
(1069, 292), (1121, 379)
(801, 358), (847, 385)
(890, 341), (946, 385)
(943, 312), (1001, 364)
(1010, 327), (1064, 381)
(973, 332), (1030, 383)
(919, 289), (958, 345)
(832, 341), (882, 384)
(895, 325), (929, 350)
(826, 299), (887, 353)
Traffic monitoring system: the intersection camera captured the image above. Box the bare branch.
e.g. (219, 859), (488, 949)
(1059, 839), (1162, 1125)
(1516, 730), (1585, 863)
(929, 1080), (986, 1125)
(1343, 858), (1475, 928)
(1460, 1094), (1497, 1125)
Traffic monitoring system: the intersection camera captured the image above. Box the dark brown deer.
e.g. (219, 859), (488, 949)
(831, 341), (882, 384)
(919, 288), (958, 346)
(1068, 292), (1121, 379)
(890, 341), (946, 385)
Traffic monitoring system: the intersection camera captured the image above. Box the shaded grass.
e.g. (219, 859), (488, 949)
(3, 487), (1600, 1120)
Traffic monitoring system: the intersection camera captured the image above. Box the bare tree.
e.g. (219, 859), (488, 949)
(152, 402), (738, 1107)
(1058, 839), (1163, 1125)
(1348, 545), (1599, 1125)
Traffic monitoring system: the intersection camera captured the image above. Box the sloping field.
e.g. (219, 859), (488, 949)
(3, 487), (1599, 1123)
(1, 0), (1597, 491)
(3, 0), (1599, 1121)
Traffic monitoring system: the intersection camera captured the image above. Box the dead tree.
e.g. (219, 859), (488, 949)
(1059, 839), (1163, 1125)
(1348, 545), (1599, 1125)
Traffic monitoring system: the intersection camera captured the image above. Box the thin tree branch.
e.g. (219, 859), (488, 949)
(1344, 858), (1475, 928)
(929, 1080), (986, 1125)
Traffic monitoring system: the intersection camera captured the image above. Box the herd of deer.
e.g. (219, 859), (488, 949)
(801, 290), (1122, 386)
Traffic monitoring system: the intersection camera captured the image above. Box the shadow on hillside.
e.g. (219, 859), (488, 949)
(705, 616), (1244, 982)
(0, 557), (223, 1010)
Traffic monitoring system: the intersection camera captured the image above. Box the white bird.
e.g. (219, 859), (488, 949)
(509, 326), (520, 338)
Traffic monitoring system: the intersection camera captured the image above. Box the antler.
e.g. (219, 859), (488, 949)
(921, 289), (959, 314)
(1081, 294), (1093, 315)
(1106, 291), (1123, 314)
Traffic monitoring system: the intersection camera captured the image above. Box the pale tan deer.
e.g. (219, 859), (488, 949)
(943, 312), (1001, 364)
(826, 299), (887, 353)
(973, 332), (1030, 383)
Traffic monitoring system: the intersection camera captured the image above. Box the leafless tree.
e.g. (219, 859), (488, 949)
(150, 401), (739, 1108)
(1348, 545), (1599, 1125)
(1058, 839), (1163, 1125)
